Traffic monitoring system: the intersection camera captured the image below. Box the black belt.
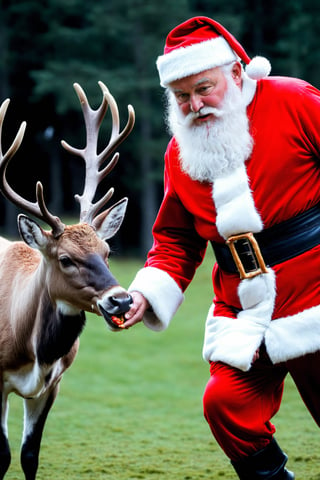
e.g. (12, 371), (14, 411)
(211, 204), (320, 279)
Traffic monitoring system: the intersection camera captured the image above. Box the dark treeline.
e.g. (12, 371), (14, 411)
(0, 0), (319, 256)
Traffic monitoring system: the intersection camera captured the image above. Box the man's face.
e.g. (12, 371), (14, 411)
(166, 62), (252, 182)
(169, 64), (241, 126)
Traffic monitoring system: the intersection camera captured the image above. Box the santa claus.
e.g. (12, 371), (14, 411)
(123, 16), (320, 479)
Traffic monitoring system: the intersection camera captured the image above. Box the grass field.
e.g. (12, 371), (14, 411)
(5, 250), (320, 479)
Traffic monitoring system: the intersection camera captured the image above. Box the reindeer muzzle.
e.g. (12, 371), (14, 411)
(98, 293), (133, 330)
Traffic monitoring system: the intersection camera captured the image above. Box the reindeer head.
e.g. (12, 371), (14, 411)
(0, 82), (135, 330)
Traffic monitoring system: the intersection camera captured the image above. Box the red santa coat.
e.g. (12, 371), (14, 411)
(129, 75), (320, 371)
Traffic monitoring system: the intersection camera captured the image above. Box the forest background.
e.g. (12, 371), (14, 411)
(0, 0), (320, 257)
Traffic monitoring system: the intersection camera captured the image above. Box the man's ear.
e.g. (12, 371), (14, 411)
(231, 62), (242, 87)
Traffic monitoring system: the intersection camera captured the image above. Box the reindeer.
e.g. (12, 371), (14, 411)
(0, 82), (135, 480)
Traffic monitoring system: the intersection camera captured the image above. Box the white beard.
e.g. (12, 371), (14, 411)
(165, 76), (253, 182)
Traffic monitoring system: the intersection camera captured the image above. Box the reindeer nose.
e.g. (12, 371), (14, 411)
(109, 294), (133, 314)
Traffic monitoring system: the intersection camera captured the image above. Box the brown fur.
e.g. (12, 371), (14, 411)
(0, 82), (134, 480)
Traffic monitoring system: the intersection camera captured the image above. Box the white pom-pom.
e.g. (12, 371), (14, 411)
(245, 56), (271, 80)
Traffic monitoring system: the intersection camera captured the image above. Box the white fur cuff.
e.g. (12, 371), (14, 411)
(128, 266), (184, 331)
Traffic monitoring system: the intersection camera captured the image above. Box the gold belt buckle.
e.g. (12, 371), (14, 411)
(226, 232), (268, 280)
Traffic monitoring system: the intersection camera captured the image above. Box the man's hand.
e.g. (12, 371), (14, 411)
(124, 291), (150, 328)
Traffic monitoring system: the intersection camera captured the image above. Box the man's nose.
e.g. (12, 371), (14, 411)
(190, 95), (203, 113)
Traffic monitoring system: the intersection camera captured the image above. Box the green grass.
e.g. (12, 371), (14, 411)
(5, 250), (320, 479)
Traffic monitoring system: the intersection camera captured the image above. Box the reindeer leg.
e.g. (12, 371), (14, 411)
(0, 393), (10, 479)
(21, 383), (60, 480)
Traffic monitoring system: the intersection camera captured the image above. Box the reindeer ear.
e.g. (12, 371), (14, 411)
(18, 214), (48, 249)
(92, 198), (128, 241)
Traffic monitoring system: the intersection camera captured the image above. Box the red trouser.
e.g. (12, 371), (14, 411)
(203, 346), (320, 462)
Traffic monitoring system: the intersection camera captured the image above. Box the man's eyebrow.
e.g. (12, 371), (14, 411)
(171, 77), (212, 93)
(171, 87), (185, 93)
(194, 77), (211, 86)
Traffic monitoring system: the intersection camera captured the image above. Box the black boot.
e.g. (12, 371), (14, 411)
(231, 438), (295, 479)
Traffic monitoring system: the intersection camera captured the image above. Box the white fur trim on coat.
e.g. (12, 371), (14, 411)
(128, 266), (184, 331)
(203, 312), (268, 372)
(213, 166), (263, 239)
(265, 304), (320, 364)
(238, 269), (276, 312)
(206, 161), (277, 371)
(202, 269), (276, 371)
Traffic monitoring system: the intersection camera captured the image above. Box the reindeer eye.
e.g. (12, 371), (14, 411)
(59, 255), (75, 268)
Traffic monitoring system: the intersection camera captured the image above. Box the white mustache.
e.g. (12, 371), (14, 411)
(183, 106), (224, 126)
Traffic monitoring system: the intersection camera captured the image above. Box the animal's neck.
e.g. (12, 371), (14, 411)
(36, 294), (86, 365)
(8, 259), (48, 339)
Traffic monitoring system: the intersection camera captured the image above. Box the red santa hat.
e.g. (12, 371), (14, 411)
(156, 16), (271, 87)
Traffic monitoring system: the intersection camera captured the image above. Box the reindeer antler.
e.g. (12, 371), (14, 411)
(0, 99), (65, 237)
(61, 81), (135, 225)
